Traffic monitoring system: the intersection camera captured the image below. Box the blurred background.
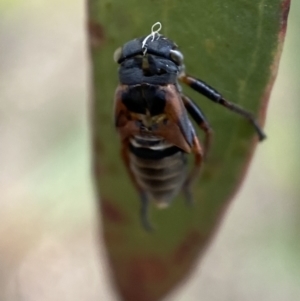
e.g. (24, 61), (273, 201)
(0, 1), (299, 301)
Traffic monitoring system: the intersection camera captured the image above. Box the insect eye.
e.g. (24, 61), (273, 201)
(113, 47), (122, 62)
(170, 50), (184, 65)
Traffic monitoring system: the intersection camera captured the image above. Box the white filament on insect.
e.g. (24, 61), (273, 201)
(141, 22), (162, 55)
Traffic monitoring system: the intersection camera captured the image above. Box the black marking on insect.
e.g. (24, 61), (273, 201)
(113, 24), (266, 231)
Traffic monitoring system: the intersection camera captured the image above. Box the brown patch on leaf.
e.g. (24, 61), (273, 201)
(259, 0), (290, 121)
(129, 256), (168, 284)
(172, 230), (204, 265)
(280, 0), (290, 35)
(88, 21), (106, 48)
(102, 228), (124, 245)
(93, 161), (104, 177)
(93, 139), (105, 155)
(120, 286), (151, 301)
(101, 198), (129, 225)
(118, 256), (168, 301)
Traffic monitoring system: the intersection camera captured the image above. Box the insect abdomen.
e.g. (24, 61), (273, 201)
(129, 136), (187, 207)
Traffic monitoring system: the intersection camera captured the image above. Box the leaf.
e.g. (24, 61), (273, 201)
(87, 1), (290, 300)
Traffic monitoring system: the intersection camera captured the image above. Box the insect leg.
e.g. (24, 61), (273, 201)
(181, 94), (213, 158)
(182, 135), (203, 205)
(179, 74), (266, 141)
(121, 141), (153, 231)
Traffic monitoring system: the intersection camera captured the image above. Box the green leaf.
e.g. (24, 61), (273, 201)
(87, 1), (290, 300)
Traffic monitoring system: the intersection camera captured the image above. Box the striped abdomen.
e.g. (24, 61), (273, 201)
(129, 135), (187, 207)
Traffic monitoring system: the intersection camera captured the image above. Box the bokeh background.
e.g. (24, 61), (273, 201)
(0, 1), (299, 301)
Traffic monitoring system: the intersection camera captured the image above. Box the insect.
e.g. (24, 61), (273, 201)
(113, 23), (266, 231)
